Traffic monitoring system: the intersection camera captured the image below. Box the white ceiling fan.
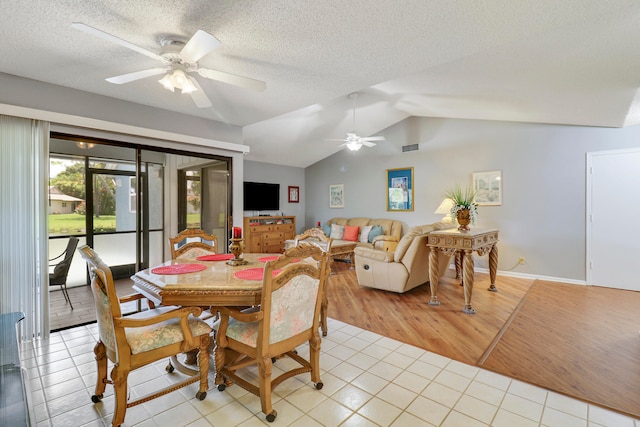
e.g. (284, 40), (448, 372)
(327, 92), (385, 151)
(71, 22), (266, 108)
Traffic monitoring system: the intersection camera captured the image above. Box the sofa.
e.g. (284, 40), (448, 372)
(354, 221), (453, 293)
(324, 217), (403, 253)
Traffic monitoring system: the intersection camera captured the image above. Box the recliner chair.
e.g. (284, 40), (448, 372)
(354, 222), (453, 293)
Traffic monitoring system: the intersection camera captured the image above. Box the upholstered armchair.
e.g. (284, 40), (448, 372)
(169, 228), (218, 259)
(78, 245), (211, 427)
(354, 222), (453, 293)
(215, 244), (330, 422)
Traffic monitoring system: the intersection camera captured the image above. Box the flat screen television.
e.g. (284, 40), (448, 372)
(243, 181), (280, 211)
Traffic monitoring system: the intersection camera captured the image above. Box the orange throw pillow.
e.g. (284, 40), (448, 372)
(343, 225), (359, 242)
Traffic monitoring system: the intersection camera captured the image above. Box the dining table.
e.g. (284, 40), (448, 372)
(130, 252), (285, 384)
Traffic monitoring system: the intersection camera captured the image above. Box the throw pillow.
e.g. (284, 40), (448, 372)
(368, 225), (384, 243)
(359, 225), (373, 243)
(321, 222), (332, 236)
(329, 223), (344, 240)
(343, 225), (359, 241)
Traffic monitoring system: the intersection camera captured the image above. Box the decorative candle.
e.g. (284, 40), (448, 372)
(233, 227), (242, 239)
(317, 221), (321, 227)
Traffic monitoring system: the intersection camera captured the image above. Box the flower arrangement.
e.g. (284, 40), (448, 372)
(444, 184), (478, 224)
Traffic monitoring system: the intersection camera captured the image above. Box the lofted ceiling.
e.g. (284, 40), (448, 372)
(2, 1), (640, 167)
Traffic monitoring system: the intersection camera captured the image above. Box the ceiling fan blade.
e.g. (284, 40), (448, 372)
(180, 30), (221, 63)
(197, 68), (266, 91)
(71, 22), (165, 62)
(188, 77), (213, 108)
(362, 141), (377, 147)
(361, 136), (385, 141)
(106, 68), (168, 84)
(325, 138), (348, 142)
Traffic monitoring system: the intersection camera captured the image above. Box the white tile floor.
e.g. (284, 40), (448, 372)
(21, 318), (640, 427)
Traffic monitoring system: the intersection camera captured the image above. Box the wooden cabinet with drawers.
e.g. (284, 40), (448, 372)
(243, 216), (296, 253)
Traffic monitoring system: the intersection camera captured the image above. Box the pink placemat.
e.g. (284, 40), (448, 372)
(197, 254), (235, 261)
(234, 267), (282, 281)
(258, 256), (301, 263)
(151, 264), (206, 275)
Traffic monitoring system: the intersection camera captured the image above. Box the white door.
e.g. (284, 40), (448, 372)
(587, 148), (640, 291)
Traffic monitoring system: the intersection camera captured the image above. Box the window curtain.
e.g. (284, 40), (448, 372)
(0, 114), (50, 341)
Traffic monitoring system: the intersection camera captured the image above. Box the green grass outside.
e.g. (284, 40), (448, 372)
(49, 213), (116, 234)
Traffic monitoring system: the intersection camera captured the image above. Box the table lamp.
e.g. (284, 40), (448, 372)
(434, 198), (455, 223)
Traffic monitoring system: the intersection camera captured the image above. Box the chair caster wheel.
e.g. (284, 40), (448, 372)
(196, 391), (207, 400)
(166, 363), (175, 373)
(266, 410), (277, 422)
(315, 382), (323, 390)
(217, 384), (226, 391)
(91, 394), (102, 403)
(271, 357), (277, 363)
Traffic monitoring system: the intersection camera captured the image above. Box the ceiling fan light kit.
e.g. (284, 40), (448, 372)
(71, 22), (266, 108)
(327, 92), (385, 151)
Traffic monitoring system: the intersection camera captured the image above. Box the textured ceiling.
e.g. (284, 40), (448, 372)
(2, 1), (640, 167)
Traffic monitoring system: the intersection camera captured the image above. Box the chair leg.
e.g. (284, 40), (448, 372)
(309, 333), (322, 385)
(196, 335), (210, 399)
(258, 356), (276, 421)
(93, 342), (107, 399)
(110, 365), (129, 427)
(61, 284), (74, 309)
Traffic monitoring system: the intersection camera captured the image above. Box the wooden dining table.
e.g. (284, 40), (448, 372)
(130, 252), (282, 384)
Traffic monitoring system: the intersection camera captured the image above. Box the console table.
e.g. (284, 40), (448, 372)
(427, 228), (499, 314)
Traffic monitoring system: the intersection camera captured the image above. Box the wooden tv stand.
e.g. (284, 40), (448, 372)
(243, 216), (296, 253)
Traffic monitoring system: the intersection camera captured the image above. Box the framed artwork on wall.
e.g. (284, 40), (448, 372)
(329, 184), (344, 208)
(288, 186), (299, 203)
(472, 170), (502, 205)
(386, 167), (414, 211)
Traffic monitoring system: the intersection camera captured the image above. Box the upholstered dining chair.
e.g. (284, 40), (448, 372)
(169, 228), (218, 259)
(215, 244), (330, 422)
(294, 227), (333, 336)
(78, 245), (211, 427)
(48, 236), (79, 309)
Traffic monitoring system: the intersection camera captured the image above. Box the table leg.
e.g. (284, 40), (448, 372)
(428, 248), (441, 305)
(462, 249), (476, 314)
(455, 251), (462, 280)
(488, 243), (498, 292)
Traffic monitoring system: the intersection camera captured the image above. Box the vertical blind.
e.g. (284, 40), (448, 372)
(0, 114), (50, 340)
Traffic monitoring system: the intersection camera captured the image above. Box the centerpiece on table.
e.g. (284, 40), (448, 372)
(444, 184), (478, 231)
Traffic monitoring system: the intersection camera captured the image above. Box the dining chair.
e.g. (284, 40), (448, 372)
(294, 227), (333, 336)
(169, 228), (218, 259)
(78, 245), (211, 427)
(215, 243), (330, 422)
(48, 236), (79, 309)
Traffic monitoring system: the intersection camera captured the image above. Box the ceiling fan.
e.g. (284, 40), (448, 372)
(327, 92), (385, 151)
(71, 22), (266, 108)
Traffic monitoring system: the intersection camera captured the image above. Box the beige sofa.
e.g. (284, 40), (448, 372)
(325, 217), (403, 253)
(354, 222), (453, 293)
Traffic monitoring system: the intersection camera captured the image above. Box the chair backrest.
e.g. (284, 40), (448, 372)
(260, 244), (329, 347)
(294, 228), (333, 253)
(78, 245), (122, 355)
(49, 236), (79, 284)
(169, 228), (218, 259)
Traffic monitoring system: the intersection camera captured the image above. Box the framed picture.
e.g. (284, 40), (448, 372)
(329, 184), (344, 208)
(472, 170), (502, 205)
(386, 167), (414, 211)
(288, 186), (299, 203)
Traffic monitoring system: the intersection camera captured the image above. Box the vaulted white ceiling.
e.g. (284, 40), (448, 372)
(2, 1), (640, 167)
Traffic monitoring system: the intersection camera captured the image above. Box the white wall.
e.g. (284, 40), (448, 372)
(305, 117), (640, 282)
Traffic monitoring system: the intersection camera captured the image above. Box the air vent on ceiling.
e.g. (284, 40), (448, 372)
(402, 144), (419, 152)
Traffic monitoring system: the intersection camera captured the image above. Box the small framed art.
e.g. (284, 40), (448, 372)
(329, 184), (344, 208)
(288, 186), (300, 203)
(472, 170), (502, 205)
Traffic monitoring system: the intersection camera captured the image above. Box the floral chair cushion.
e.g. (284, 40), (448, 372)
(225, 274), (320, 347)
(125, 309), (212, 354)
(176, 247), (215, 260)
